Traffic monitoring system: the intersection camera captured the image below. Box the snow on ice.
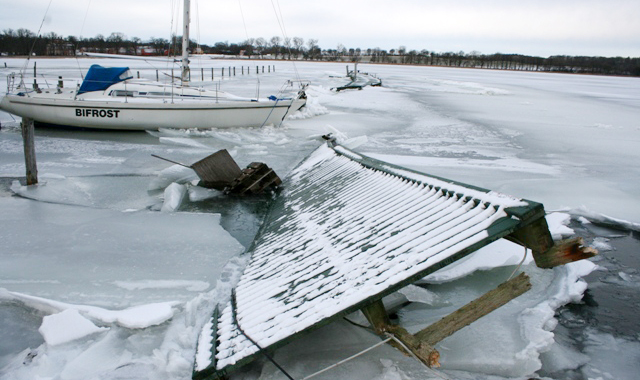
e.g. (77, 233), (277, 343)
(1, 57), (640, 380)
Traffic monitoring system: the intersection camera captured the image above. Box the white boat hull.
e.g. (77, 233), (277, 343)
(0, 94), (305, 130)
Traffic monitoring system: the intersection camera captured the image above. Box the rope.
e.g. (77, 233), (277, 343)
(300, 338), (393, 380)
(384, 333), (451, 380)
(21, 0), (54, 75)
(230, 290), (295, 380)
(228, 293), (451, 380)
(269, 0), (302, 85)
(507, 237), (529, 280)
(73, 0), (93, 78)
(237, 0), (251, 43)
(260, 98), (279, 128)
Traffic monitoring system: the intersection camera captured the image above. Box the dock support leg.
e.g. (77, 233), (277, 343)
(360, 273), (532, 368)
(508, 218), (597, 268)
(361, 300), (440, 367)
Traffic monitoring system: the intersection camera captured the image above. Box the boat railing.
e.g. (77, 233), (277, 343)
(6, 72), (83, 94)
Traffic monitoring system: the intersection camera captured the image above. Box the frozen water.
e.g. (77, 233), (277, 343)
(2, 57), (640, 379)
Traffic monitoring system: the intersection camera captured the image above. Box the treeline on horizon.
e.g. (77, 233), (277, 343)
(2, 28), (639, 77)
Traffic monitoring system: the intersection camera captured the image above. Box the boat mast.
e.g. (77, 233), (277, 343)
(181, 0), (191, 85)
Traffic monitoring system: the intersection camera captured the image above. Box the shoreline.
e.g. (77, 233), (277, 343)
(2, 55), (639, 79)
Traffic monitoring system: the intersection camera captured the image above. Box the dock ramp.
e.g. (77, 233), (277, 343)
(194, 141), (594, 379)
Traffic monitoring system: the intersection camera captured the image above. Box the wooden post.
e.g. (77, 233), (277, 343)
(531, 237), (597, 268)
(361, 300), (391, 334)
(414, 272), (532, 346)
(256, 66), (259, 74)
(507, 218), (597, 268)
(360, 273), (532, 368)
(242, 66), (244, 75)
(156, 70), (159, 81)
(233, 67), (236, 76)
(21, 117), (38, 185)
(211, 68), (214, 81)
(201, 67), (204, 81)
(361, 300), (440, 367)
(222, 67), (225, 77)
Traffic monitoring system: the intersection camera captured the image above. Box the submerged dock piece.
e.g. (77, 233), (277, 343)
(152, 149), (281, 194)
(193, 142), (595, 379)
(334, 62), (382, 91)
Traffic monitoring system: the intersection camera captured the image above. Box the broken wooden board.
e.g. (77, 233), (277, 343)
(226, 162), (281, 195)
(193, 142), (593, 379)
(191, 150), (243, 190)
(153, 150), (281, 194)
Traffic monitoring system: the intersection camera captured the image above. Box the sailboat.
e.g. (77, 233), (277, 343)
(0, 0), (306, 131)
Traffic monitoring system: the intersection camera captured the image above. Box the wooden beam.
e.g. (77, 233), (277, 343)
(361, 300), (391, 335)
(21, 117), (38, 185)
(506, 217), (554, 258)
(414, 272), (532, 347)
(361, 300), (440, 367)
(507, 218), (597, 268)
(530, 237), (597, 269)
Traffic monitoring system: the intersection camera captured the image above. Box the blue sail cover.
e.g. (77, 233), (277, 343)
(77, 65), (132, 95)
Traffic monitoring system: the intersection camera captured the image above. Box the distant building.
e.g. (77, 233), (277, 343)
(46, 40), (74, 56)
(137, 46), (157, 56)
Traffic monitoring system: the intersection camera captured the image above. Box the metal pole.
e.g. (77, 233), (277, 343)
(181, 0), (191, 85)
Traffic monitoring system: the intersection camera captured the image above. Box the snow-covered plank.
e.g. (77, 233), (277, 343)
(194, 142), (547, 379)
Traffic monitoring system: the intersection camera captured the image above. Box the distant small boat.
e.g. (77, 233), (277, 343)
(0, 0), (306, 130)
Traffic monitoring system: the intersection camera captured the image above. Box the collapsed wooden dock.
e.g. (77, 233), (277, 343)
(193, 141), (595, 379)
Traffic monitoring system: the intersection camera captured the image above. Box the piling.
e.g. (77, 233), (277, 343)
(21, 118), (38, 185)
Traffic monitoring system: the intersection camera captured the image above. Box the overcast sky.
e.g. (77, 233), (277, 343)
(2, 0), (639, 58)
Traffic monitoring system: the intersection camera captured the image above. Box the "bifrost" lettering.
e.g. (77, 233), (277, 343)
(75, 109), (120, 118)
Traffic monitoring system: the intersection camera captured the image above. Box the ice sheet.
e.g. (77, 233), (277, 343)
(2, 58), (639, 380)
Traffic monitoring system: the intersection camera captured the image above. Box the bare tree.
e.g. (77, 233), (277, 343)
(270, 36), (281, 58)
(292, 37), (304, 59)
(255, 37), (266, 58)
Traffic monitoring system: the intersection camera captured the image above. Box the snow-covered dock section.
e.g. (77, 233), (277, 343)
(194, 142), (581, 379)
